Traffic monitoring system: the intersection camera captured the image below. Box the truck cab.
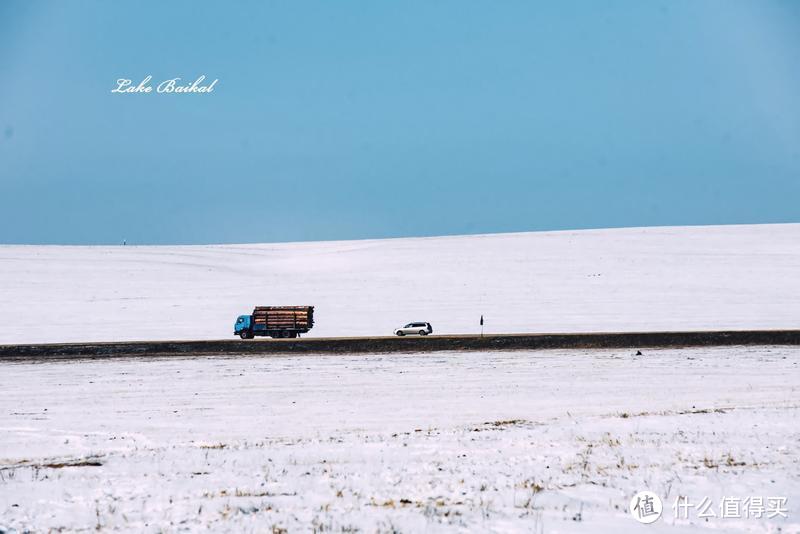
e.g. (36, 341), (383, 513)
(234, 315), (253, 339)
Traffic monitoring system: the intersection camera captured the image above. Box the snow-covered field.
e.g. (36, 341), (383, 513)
(1, 224), (798, 532)
(1, 347), (798, 532)
(1, 223), (799, 344)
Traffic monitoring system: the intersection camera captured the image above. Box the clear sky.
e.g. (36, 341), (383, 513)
(1, 1), (798, 245)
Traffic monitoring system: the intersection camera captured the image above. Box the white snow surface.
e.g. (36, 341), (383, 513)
(0, 347), (798, 532)
(1, 224), (799, 531)
(1, 223), (799, 344)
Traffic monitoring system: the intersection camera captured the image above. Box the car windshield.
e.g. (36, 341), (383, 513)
(404, 323), (413, 328)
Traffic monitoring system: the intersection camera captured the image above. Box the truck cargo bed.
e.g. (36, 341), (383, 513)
(252, 306), (314, 331)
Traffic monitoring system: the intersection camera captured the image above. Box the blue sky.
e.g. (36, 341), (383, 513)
(1, 1), (798, 244)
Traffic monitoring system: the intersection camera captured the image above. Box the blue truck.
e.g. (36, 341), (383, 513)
(234, 305), (314, 339)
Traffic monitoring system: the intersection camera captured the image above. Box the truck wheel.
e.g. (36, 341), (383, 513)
(240, 332), (250, 339)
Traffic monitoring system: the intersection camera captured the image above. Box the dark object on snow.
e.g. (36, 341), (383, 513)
(635, 350), (643, 356)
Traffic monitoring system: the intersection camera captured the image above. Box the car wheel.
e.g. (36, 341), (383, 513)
(397, 331), (405, 336)
(419, 330), (427, 336)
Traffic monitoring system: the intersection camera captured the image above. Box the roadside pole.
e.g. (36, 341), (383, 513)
(480, 315), (484, 338)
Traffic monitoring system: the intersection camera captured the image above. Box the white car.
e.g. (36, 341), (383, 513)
(394, 322), (433, 336)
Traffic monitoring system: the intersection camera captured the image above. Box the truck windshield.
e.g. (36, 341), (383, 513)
(237, 317), (244, 324)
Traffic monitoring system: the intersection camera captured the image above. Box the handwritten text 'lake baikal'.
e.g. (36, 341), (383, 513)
(111, 75), (218, 94)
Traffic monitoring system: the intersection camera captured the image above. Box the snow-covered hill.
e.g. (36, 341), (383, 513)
(1, 223), (798, 344)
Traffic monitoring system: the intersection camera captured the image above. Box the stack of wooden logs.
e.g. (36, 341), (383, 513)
(252, 306), (314, 329)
